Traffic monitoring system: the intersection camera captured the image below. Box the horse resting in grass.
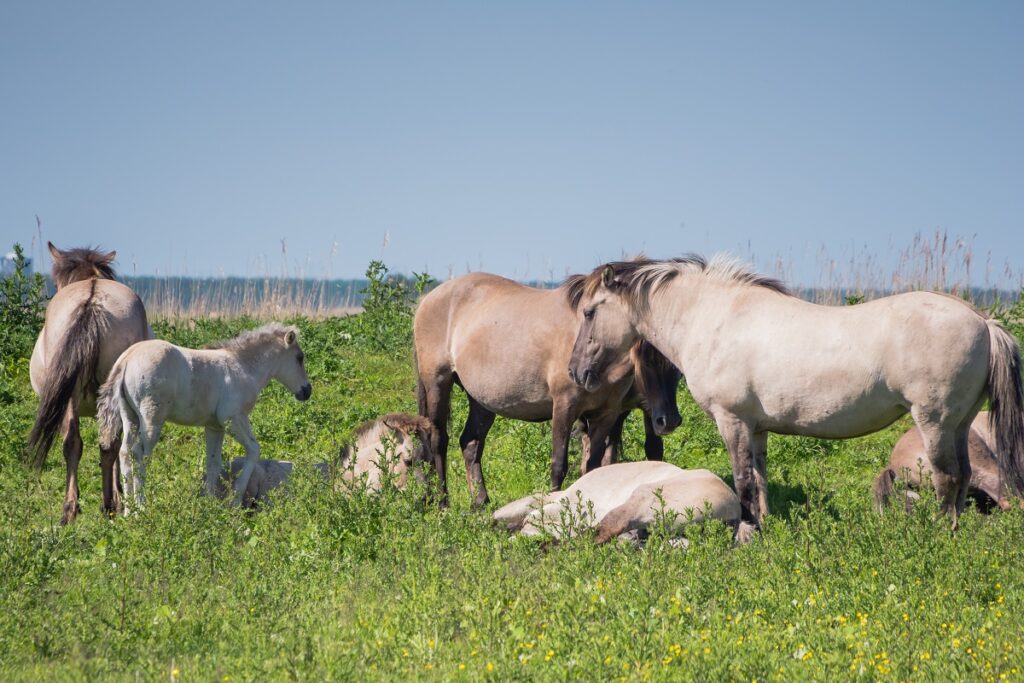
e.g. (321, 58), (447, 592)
(413, 271), (683, 508)
(874, 411), (1024, 513)
(568, 255), (1024, 543)
(97, 323), (312, 508)
(28, 243), (151, 524)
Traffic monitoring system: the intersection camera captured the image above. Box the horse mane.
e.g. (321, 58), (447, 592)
(51, 246), (117, 288)
(207, 322), (297, 356)
(567, 254), (790, 311)
(561, 273), (588, 311)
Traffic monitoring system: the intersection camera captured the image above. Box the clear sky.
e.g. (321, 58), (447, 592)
(2, 2), (1021, 287)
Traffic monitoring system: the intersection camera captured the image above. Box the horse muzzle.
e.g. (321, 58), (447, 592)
(295, 384), (312, 401)
(652, 411), (683, 436)
(569, 365), (600, 392)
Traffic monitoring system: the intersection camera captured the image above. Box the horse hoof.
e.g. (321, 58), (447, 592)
(60, 503), (81, 525)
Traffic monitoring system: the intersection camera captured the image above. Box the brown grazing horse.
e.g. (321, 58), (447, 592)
(874, 411), (1023, 512)
(413, 272), (682, 507)
(28, 243), (150, 523)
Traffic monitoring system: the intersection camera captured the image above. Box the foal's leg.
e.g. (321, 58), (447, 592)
(118, 418), (140, 513)
(550, 397), (578, 490)
(226, 415), (261, 507)
(714, 412), (761, 543)
(99, 434), (122, 517)
(60, 404), (83, 525)
(459, 397), (496, 508)
(204, 427), (226, 497)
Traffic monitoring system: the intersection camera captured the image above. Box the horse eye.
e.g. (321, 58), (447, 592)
(297, 352), (305, 364)
(584, 308), (595, 320)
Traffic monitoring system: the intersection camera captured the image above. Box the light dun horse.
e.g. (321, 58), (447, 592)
(414, 272), (682, 507)
(28, 243), (150, 523)
(97, 323), (312, 507)
(568, 255), (1024, 542)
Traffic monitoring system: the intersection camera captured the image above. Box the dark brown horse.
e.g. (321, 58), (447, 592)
(28, 243), (150, 523)
(413, 271), (682, 507)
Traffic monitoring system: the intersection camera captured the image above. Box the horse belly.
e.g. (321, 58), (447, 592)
(456, 370), (554, 420)
(757, 389), (908, 438)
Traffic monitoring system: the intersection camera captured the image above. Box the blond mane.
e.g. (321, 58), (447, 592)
(567, 254), (789, 311)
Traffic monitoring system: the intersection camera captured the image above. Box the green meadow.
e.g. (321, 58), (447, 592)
(1, 263), (1023, 682)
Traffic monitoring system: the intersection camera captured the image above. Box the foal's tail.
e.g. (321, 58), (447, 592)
(872, 468), (898, 512)
(97, 353), (129, 451)
(986, 319), (1024, 496)
(27, 298), (106, 470)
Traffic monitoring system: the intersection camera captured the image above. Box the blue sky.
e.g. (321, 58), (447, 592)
(2, 2), (1021, 287)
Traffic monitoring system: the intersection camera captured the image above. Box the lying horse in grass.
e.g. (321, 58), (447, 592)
(216, 412), (434, 507)
(414, 271), (682, 508)
(874, 411), (1023, 512)
(97, 323), (312, 508)
(568, 255), (1024, 542)
(494, 461), (739, 544)
(28, 243), (151, 523)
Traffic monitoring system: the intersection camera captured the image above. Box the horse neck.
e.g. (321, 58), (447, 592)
(228, 345), (280, 394)
(630, 275), (709, 375)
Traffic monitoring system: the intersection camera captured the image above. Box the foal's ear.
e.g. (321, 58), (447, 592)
(284, 329), (297, 346)
(48, 241), (63, 260)
(101, 250), (117, 263)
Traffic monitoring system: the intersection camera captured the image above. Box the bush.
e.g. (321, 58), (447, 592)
(353, 260), (432, 354)
(0, 244), (48, 363)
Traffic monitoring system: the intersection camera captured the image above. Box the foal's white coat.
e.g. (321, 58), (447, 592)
(569, 256), (1024, 541)
(494, 461), (739, 542)
(98, 323), (312, 507)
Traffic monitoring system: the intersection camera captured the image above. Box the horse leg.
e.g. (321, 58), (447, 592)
(226, 415), (261, 507)
(642, 411), (665, 461)
(582, 414), (617, 474)
(60, 405), (83, 525)
(459, 397), (495, 507)
(118, 423), (140, 513)
(420, 372), (453, 507)
(714, 412), (760, 543)
(602, 412), (630, 467)
(751, 431), (770, 520)
(99, 434), (122, 518)
(204, 427), (226, 497)
(550, 397), (578, 490)
(912, 408), (970, 529)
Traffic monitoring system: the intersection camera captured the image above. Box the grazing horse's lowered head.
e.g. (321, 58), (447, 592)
(48, 242), (118, 289)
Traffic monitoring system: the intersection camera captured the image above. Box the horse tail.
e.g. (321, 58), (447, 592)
(985, 319), (1024, 496)
(27, 295), (106, 470)
(97, 351), (129, 451)
(872, 468), (897, 512)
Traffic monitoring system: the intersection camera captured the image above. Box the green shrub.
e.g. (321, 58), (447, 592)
(353, 260), (432, 354)
(0, 244), (48, 363)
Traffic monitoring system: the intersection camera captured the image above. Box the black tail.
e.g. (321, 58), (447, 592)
(872, 468), (898, 512)
(27, 294), (106, 470)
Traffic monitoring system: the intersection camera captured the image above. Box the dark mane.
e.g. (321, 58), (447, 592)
(561, 273), (588, 310)
(51, 246), (117, 288)
(568, 254), (790, 311)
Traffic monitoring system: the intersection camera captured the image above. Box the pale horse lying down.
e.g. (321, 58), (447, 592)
(494, 461), (740, 544)
(874, 411), (1024, 512)
(98, 323), (312, 508)
(215, 413), (435, 507)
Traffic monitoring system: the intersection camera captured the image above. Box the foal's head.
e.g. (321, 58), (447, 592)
(270, 326), (313, 401)
(631, 340), (683, 435)
(48, 242), (117, 289)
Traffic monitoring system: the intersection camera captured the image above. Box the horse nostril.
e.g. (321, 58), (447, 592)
(655, 416), (667, 429)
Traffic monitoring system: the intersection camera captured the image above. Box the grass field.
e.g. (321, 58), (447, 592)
(1, 285), (1023, 681)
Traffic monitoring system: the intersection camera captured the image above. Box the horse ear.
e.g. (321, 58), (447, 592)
(48, 242), (62, 260)
(101, 250), (117, 263)
(602, 265), (616, 288)
(284, 329), (297, 346)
